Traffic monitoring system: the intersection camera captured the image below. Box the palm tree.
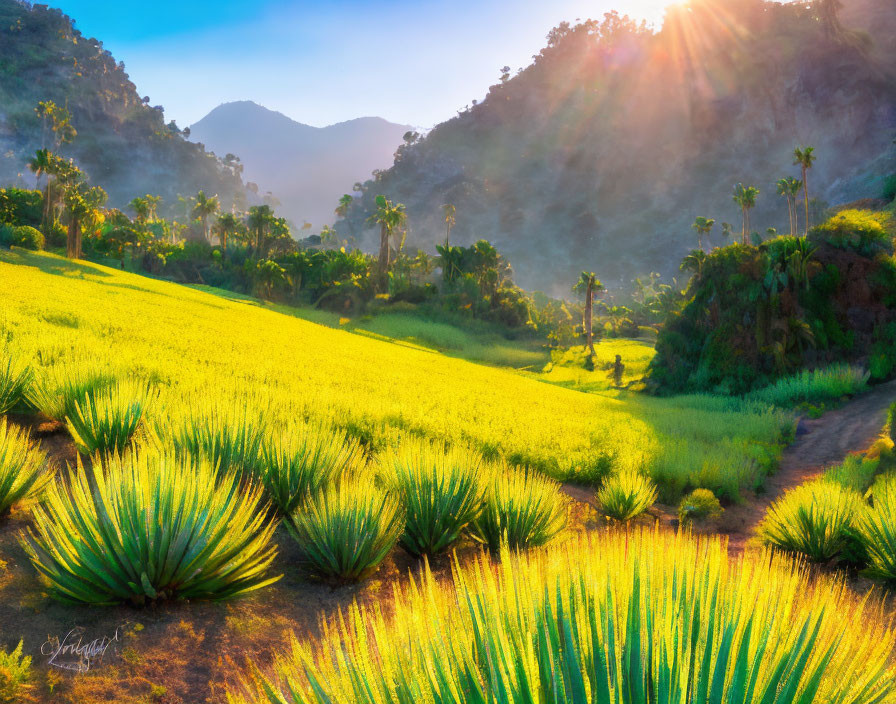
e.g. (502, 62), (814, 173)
(335, 194), (355, 240)
(214, 212), (239, 258)
(246, 205), (274, 257)
(721, 222), (735, 242)
(776, 177), (803, 236)
(369, 195), (407, 277)
(573, 272), (603, 356)
(192, 190), (219, 243)
(27, 149), (52, 230)
(691, 216), (715, 250)
(130, 197), (149, 223)
(145, 195), (162, 220)
(442, 204), (456, 247)
(62, 182), (107, 259)
(680, 249), (708, 278)
(793, 147), (816, 235)
(732, 184), (760, 244)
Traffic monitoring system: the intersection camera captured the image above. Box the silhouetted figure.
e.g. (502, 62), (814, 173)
(612, 354), (625, 387)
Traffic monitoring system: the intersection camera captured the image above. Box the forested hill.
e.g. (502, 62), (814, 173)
(0, 0), (245, 214)
(336, 0), (896, 293)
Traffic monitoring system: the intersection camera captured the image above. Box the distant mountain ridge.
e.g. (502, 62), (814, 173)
(189, 101), (412, 227)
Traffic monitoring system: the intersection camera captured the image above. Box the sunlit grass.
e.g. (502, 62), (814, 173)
(0, 251), (792, 499)
(0, 420), (49, 516)
(230, 528), (896, 704)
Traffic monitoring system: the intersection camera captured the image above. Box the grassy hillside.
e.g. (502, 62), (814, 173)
(0, 250), (791, 499)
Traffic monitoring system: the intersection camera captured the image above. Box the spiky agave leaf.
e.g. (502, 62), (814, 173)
(256, 423), (362, 515)
(759, 478), (862, 562)
(21, 450), (280, 605)
(598, 470), (657, 522)
(855, 474), (896, 581)
(229, 528), (896, 704)
(26, 361), (115, 422)
(65, 378), (157, 456)
(286, 474), (403, 583)
(469, 466), (567, 551)
(0, 350), (32, 415)
(380, 441), (484, 556)
(0, 419), (50, 516)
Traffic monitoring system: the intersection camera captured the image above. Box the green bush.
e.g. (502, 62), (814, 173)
(257, 424), (361, 515)
(381, 443), (484, 556)
(165, 399), (267, 475)
(0, 640), (31, 704)
(65, 379), (155, 455)
(470, 467), (567, 551)
(823, 454), (879, 492)
(22, 451), (279, 604)
(747, 364), (869, 408)
(758, 479), (862, 562)
(0, 224), (43, 250)
(856, 474), (896, 581)
(677, 488), (723, 525)
(598, 471), (657, 522)
(0, 420), (49, 516)
(810, 209), (893, 256)
(286, 475), (404, 582)
(0, 352), (32, 415)
(889, 403), (896, 445)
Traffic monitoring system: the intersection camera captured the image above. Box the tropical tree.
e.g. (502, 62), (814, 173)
(680, 249), (708, 278)
(144, 195), (162, 220)
(573, 272), (603, 356)
(214, 212), (239, 258)
(721, 222), (735, 242)
(130, 197), (149, 223)
(442, 204), (456, 247)
(369, 195), (407, 279)
(61, 180), (107, 259)
(34, 101), (76, 149)
(246, 205), (274, 256)
(732, 184), (759, 244)
(192, 190), (219, 243)
(776, 177), (802, 236)
(27, 148), (52, 229)
(691, 216), (715, 250)
(793, 146), (816, 235)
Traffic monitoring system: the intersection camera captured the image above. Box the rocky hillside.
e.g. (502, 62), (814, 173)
(0, 0), (245, 214)
(336, 0), (896, 293)
(190, 101), (411, 227)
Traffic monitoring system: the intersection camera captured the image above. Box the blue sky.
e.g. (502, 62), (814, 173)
(51, 0), (671, 129)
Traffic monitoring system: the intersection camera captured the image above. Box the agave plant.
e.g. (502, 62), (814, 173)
(380, 442), (484, 556)
(759, 479), (862, 562)
(164, 398), (266, 475)
(855, 474), (896, 581)
(598, 470), (657, 522)
(65, 379), (156, 456)
(0, 420), (49, 516)
(26, 362), (114, 422)
(230, 528), (896, 704)
(257, 424), (361, 515)
(21, 451), (279, 604)
(286, 475), (403, 582)
(470, 467), (567, 551)
(0, 352), (32, 415)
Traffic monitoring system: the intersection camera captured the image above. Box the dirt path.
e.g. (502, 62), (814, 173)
(720, 380), (896, 553)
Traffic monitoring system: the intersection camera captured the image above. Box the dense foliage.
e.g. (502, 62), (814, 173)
(231, 529), (896, 704)
(650, 211), (896, 394)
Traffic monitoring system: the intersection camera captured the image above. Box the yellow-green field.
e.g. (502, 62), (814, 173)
(0, 250), (792, 497)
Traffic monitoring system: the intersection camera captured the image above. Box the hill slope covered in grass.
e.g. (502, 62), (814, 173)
(0, 250), (792, 500)
(0, 0), (245, 212)
(336, 0), (896, 292)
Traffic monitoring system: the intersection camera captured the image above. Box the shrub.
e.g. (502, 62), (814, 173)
(165, 399), (266, 475)
(677, 488), (723, 525)
(855, 474), (896, 582)
(65, 379), (156, 455)
(380, 443), (484, 556)
(230, 529), (896, 704)
(810, 209), (893, 256)
(758, 479), (863, 562)
(286, 475), (404, 582)
(22, 452), (279, 604)
(0, 641), (31, 704)
(469, 467), (567, 551)
(257, 423), (361, 515)
(823, 454), (879, 492)
(0, 352), (32, 415)
(598, 470), (657, 522)
(0, 420), (49, 517)
(748, 364), (869, 408)
(26, 363), (114, 421)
